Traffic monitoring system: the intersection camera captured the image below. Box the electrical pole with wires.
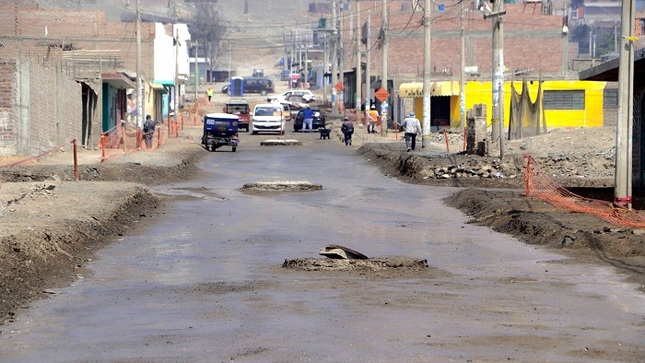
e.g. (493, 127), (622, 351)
(331, 0), (338, 114)
(366, 11), (371, 116)
(380, 0), (388, 134)
(339, 1), (345, 114)
(460, 2), (466, 138)
(421, 0), (432, 147)
(136, 0), (143, 128)
(355, 1), (362, 123)
(614, 0), (636, 208)
(174, 27), (179, 126)
(483, 0), (506, 159)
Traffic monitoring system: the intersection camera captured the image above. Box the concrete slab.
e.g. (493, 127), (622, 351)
(260, 139), (302, 146)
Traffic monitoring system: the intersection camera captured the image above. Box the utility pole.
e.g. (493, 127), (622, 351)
(331, 0), (338, 114)
(366, 11), (371, 115)
(174, 27), (179, 126)
(228, 40), (231, 82)
(614, 0), (636, 208)
(485, 0), (506, 158)
(283, 29), (288, 75)
(459, 2), (466, 136)
(194, 40), (198, 101)
(355, 1), (362, 122)
(291, 30), (295, 89)
(422, 0), (432, 147)
(304, 38), (309, 88)
(562, 3), (569, 77)
(135, 0), (143, 128)
(323, 35), (328, 105)
(339, 2), (345, 114)
(380, 0), (388, 134)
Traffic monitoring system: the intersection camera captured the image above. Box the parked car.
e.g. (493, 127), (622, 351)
(293, 108), (326, 132)
(228, 77), (274, 96)
(284, 95), (308, 110)
(281, 90), (315, 103)
(267, 95), (307, 113)
(242, 77), (274, 96)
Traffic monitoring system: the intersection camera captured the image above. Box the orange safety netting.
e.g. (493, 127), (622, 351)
(524, 155), (645, 228)
(99, 122), (169, 162)
(0, 140), (80, 190)
(184, 98), (209, 126)
(99, 101), (207, 162)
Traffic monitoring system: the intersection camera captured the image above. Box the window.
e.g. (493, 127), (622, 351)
(603, 88), (618, 109)
(543, 90), (585, 110)
(639, 19), (645, 35)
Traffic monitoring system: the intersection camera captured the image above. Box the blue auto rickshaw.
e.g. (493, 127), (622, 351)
(202, 113), (239, 152)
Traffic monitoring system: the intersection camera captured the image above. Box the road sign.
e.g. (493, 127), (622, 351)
(375, 87), (390, 102)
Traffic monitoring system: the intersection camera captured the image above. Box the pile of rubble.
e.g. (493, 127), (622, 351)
(421, 160), (520, 180)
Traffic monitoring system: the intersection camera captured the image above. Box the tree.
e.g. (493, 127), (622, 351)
(569, 22), (590, 55)
(189, 1), (227, 82)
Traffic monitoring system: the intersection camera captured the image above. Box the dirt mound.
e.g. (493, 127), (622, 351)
(0, 146), (205, 325)
(282, 257), (451, 279)
(358, 143), (645, 292)
(241, 181), (322, 193)
(282, 257), (429, 272)
(0, 184), (160, 324)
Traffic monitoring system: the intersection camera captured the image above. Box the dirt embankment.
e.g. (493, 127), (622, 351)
(358, 143), (645, 292)
(0, 144), (205, 325)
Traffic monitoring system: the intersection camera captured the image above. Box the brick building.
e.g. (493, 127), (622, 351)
(0, 5), (186, 155)
(334, 1), (574, 114)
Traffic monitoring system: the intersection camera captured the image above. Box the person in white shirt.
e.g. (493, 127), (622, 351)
(400, 112), (422, 152)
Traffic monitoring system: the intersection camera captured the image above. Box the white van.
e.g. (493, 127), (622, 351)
(251, 103), (286, 134)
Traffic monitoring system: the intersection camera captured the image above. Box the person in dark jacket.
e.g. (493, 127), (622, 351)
(143, 115), (156, 149)
(341, 117), (354, 146)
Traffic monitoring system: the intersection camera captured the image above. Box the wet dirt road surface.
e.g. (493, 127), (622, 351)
(1, 132), (644, 362)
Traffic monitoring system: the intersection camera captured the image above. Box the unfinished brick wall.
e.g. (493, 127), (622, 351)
(348, 2), (568, 80)
(0, 61), (18, 155)
(0, 7), (156, 81)
(0, 54), (82, 157)
(28, 58), (82, 155)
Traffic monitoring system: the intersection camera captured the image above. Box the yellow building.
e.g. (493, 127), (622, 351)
(399, 80), (608, 131)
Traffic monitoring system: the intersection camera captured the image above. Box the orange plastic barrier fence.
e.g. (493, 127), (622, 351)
(524, 155), (645, 228)
(99, 100), (209, 163)
(99, 122), (170, 162)
(0, 140), (79, 190)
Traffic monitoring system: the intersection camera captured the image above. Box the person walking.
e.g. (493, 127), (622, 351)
(400, 112), (422, 152)
(302, 106), (313, 132)
(367, 105), (380, 134)
(341, 116), (354, 146)
(143, 114), (156, 149)
(207, 87), (214, 102)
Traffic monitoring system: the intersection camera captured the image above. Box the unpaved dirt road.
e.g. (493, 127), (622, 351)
(1, 132), (643, 362)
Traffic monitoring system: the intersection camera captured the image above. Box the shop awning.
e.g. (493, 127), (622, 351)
(101, 72), (135, 89)
(399, 81), (460, 98)
(155, 80), (176, 87)
(151, 83), (168, 94)
(399, 82), (424, 98)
